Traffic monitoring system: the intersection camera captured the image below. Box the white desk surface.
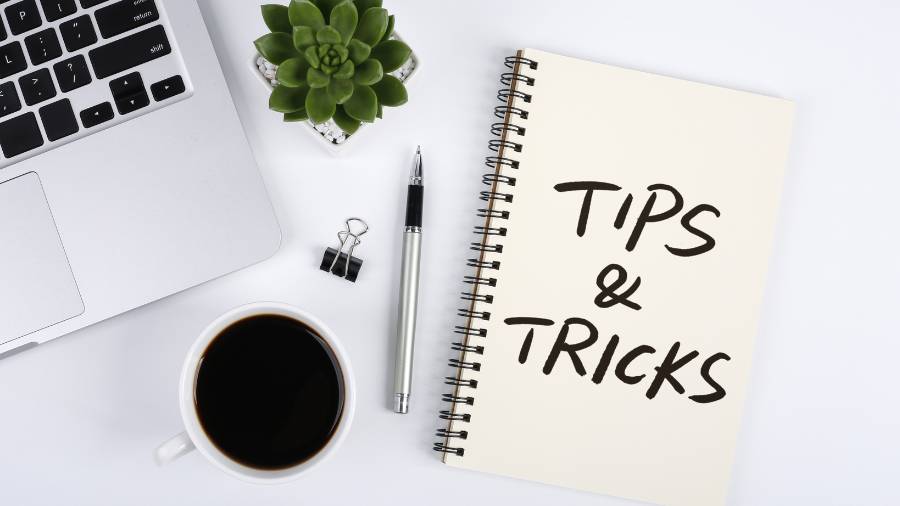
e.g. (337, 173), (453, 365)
(1, 1), (898, 504)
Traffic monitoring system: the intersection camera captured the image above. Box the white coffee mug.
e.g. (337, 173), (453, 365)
(155, 302), (355, 484)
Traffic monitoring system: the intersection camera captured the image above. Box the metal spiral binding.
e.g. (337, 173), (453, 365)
(473, 225), (508, 236)
(498, 88), (532, 104)
(445, 375), (479, 388)
(465, 258), (500, 270)
(476, 208), (510, 220)
(488, 139), (523, 153)
(439, 410), (471, 422)
(434, 53), (537, 458)
(483, 173), (517, 186)
(463, 275), (497, 287)
(484, 156), (519, 169)
(451, 342), (485, 354)
(479, 190), (513, 203)
(494, 105), (529, 120)
(456, 309), (491, 321)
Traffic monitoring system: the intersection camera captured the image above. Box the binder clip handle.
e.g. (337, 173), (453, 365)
(320, 218), (368, 282)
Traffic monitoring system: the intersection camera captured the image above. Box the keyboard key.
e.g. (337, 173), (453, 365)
(38, 0), (76, 22)
(0, 112), (43, 158)
(59, 14), (97, 52)
(115, 88), (148, 114)
(150, 75), (184, 101)
(5, 0), (42, 36)
(109, 70), (140, 95)
(24, 27), (62, 66)
(0, 16), (6, 41)
(19, 68), (55, 105)
(79, 0), (108, 7)
(0, 81), (21, 118)
(79, 101), (112, 127)
(109, 71), (148, 114)
(52, 54), (90, 92)
(0, 41), (27, 79)
(88, 24), (171, 79)
(95, 0), (158, 39)
(39, 98), (78, 141)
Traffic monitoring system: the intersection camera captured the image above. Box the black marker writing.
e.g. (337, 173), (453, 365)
(543, 318), (598, 376)
(591, 334), (619, 384)
(646, 342), (700, 399)
(503, 318), (730, 403)
(615, 344), (656, 385)
(553, 181), (621, 237)
(504, 317), (555, 364)
(594, 264), (642, 310)
(666, 204), (721, 257)
(627, 184), (684, 251)
(689, 352), (731, 404)
(554, 180), (720, 257)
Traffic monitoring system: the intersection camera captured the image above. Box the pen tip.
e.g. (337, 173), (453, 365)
(411, 146), (423, 182)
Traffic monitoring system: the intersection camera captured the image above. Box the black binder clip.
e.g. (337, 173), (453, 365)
(320, 218), (368, 282)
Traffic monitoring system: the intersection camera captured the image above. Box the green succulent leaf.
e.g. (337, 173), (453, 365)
(354, 7), (388, 46)
(327, 78), (354, 104)
(380, 14), (394, 43)
(284, 109), (309, 122)
(318, 44), (330, 57)
(333, 106), (361, 134)
(371, 40), (410, 72)
(371, 74), (407, 106)
(316, 0), (344, 22)
(347, 39), (371, 65)
(254, 33), (297, 65)
(308, 67), (331, 88)
(306, 86), (336, 124)
(333, 44), (349, 62)
(269, 84), (309, 113)
(261, 4), (292, 34)
(353, 0), (382, 14)
(275, 57), (311, 87)
(304, 45), (321, 68)
(344, 84), (378, 122)
(330, 1), (358, 45)
(334, 59), (355, 79)
(353, 58), (383, 85)
(293, 26), (316, 50)
(316, 26), (342, 44)
(288, 0), (325, 30)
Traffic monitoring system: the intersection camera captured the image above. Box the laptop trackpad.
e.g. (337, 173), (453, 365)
(0, 173), (83, 344)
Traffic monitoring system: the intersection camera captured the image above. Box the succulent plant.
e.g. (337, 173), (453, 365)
(254, 0), (412, 135)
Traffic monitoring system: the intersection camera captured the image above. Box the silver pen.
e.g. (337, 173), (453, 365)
(393, 147), (424, 414)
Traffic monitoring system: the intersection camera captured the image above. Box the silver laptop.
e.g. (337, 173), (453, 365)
(0, 0), (281, 357)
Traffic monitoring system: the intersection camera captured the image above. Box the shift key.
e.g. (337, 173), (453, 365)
(89, 25), (171, 80)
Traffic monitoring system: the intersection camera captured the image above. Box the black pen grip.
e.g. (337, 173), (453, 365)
(405, 185), (424, 228)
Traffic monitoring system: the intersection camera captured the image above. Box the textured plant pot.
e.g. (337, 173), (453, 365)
(252, 34), (418, 154)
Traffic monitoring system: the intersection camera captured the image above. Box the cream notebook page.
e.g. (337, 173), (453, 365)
(441, 49), (794, 506)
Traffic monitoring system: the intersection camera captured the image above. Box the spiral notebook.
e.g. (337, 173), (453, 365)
(434, 49), (794, 506)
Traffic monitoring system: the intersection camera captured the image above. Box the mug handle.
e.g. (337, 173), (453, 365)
(155, 432), (195, 466)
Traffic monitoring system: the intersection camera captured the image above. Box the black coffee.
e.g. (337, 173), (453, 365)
(194, 314), (344, 470)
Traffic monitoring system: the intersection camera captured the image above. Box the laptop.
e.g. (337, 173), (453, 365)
(0, 0), (281, 357)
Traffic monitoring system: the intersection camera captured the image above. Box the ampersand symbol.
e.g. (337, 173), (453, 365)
(594, 264), (642, 311)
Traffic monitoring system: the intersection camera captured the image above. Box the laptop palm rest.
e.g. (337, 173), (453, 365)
(0, 173), (84, 345)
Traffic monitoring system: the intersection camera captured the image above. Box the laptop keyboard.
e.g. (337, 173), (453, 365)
(0, 0), (191, 168)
